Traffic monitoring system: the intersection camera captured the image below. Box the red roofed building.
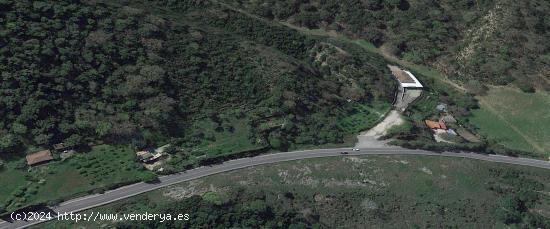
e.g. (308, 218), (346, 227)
(438, 120), (447, 130)
(425, 120), (447, 130)
(425, 120), (441, 129)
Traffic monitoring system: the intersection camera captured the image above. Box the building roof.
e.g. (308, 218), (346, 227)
(441, 114), (457, 123)
(438, 120), (447, 130)
(136, 151), (153, 159)
(53, 143), (70, 150)
(389, 65), (423, 88)
(26, 150), (54, 166)
(447, 129), (457, 135)
(425, 120), (440, 129)
(425, 119), (448, 130)
(436, 103), (447, 112)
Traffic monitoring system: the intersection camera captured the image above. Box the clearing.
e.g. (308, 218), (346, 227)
(355, 110), (404, 148)
(471, 87), (550, 155)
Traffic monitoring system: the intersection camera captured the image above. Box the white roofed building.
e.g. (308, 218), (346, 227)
(388, 65), (424, 111)
(389, 65), (423, 88)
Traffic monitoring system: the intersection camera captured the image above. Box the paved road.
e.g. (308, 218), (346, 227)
(1, 147), (550, 229)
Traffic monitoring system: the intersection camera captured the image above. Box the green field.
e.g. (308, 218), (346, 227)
(37, 155), (550, 228)
(471, 87), (550, 155)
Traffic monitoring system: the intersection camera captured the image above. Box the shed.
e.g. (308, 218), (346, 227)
(136, 150), (154, 162)
(436, 103), (448, 112)
(26, 150), (54, 166)
(53, 143), (72, 152)
(447, 129), (457, 136)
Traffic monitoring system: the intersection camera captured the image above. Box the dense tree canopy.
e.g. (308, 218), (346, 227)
(0, 0), (395, 154)
(0, 0), (178, 152)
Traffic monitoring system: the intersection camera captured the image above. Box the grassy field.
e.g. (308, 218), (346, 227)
(471, 87), (550, 155)
(36, 155), (550, 228)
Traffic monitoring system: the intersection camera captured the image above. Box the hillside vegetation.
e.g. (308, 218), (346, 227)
(0, 0), (395, 156)
(0, 0), (402, 212)
(225, 0), (550, 91)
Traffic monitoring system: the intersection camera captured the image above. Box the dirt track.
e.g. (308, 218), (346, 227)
(355, 110), (404, 148)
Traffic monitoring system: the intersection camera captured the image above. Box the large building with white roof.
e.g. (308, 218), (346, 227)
(388, 65), (423, 111)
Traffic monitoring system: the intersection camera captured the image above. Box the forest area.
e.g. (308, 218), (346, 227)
(225, 0), (550, 92)
(0, 0), (395, 157)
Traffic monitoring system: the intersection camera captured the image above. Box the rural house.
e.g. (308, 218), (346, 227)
(26, 150), (54, 166)
(136, 150), (165, 164)
(438, 120), (447, 130)
(425, 120), (447, 130)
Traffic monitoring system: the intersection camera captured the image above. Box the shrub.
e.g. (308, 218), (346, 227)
(464, 80), (488, 96)
(139, 172), (159, 183)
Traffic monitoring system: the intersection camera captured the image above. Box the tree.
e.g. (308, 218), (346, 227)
(139, 172), (159, 183)
(0, 133), (20, 153)
(268, 132), (288, 151)
(64, 134), (84, 147)
(131, 135), (147, 150)
(10, 123), (27, 135)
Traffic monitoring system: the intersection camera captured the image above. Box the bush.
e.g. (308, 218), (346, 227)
(383, 121), (414, 139)
(139, 172), (159, 183)
(515, 79), (535, 93)
(14, 159), (27, 170)
(464, 80), (488, 96)
(47, 199), (62, 206)
(92, 188), (107, 194)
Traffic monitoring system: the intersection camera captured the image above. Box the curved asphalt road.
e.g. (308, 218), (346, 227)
(1, 146), (550, 229)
